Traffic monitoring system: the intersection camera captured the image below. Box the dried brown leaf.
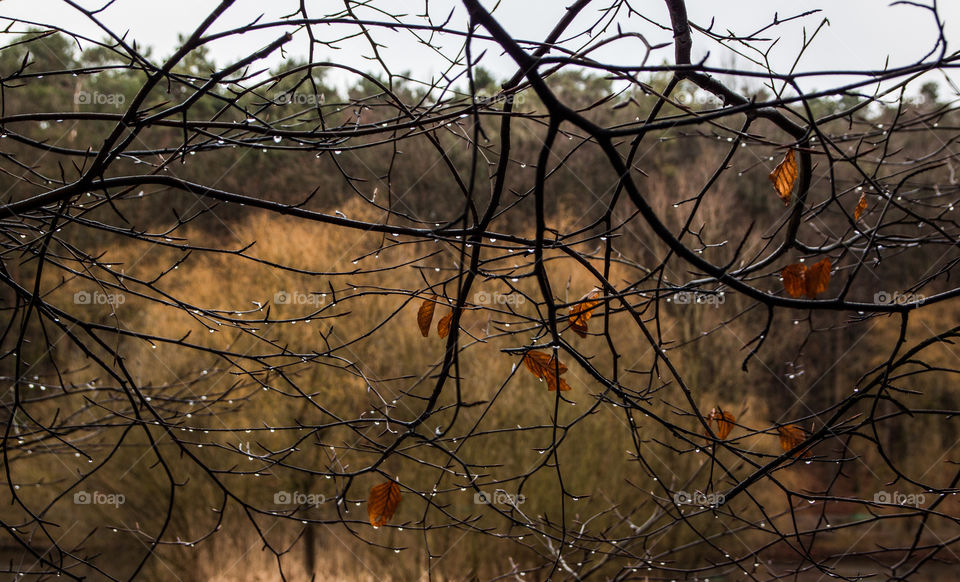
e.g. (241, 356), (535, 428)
(782, 258), (831, 299)
(769, 149), (798, 205)
(568, 289), (601, 338)
(368, 481), (402, 527)
(854, 192), (868, 221)
(804, 258), (831, 298)
(781, 264), (807, 299)
(417, 295), (436, 337)
(521, 350), (572, 391)
(437, 310), (454, 339)
(521, 350), (563, 377)
(547, 375), (572, 392)
(777, 424), (811, 458)
(706, 408), (736, 440)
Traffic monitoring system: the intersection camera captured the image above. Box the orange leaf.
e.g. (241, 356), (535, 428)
(781, 258), (831, 299)
(522, 350), (566, 378)
(768, 149), (798, 205)
(854, 192), (867, 221)
(521, 350), (572, 391)
(705, 408), (736, 440)
(777, 424), (811, 458)
(417, 296), (436, 337)
(551, 358), (568, 375)
(548, 375), (572, 392)
(568, 289), (601, 338)
(804, 258), (831, 298)
(437, 310), (454, 339)
(368, 481), (402, 527)
(781, 264), (807, 299)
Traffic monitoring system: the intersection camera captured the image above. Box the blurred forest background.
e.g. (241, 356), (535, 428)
(1, 28), (958, 581)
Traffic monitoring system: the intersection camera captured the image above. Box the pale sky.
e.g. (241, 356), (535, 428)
(0, 1), (956, 97)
